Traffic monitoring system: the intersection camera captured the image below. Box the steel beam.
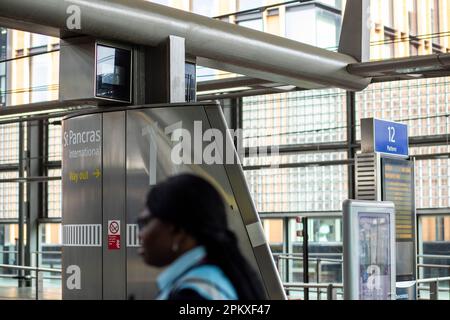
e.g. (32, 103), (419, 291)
(0, 0), (370, 91)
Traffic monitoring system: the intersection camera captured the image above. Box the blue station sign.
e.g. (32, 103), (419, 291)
(374, 119), (409, 157)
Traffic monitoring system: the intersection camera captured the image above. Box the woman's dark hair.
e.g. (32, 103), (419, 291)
(146, 173), (267, 300)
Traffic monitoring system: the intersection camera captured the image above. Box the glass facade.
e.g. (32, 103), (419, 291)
(0, 27), (6, 107)
(285, 3), (342, 50)
(0, 0), (449, 299)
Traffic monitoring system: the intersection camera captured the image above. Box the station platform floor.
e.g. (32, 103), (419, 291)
(0, 286), (61, 300)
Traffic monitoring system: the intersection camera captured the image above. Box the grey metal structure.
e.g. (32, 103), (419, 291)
(62, 101), (286, 300)
(0, 0), (370, 91)
(343, 199), (396, 300)
(356, 118), (417, 299)
(338, 0), (370, 62)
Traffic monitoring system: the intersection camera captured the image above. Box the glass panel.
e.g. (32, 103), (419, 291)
(315, 7), (341, 50)
(412, 156), (450, 209)
(0, 172), (19, 219)
(243, 89), (347, 148)
(238, 0), (264, 11)
(0, 224), (19, 287)
(308, 217), (342, 284)
(286, 4), (341, 49)
(286, 5), (317, 46)
(238, 18), (263, 31)
(48, 120), (62, 162)
(418, 215), (450, 293)
(38, 223), (62, 297)
(355, 77), (450, 139)
(0, 123), (19, 165)
(31, 34), (50, 48)
(47, 169), (62, 218)
(192, 0), (219, 17)
(0, 28), (6, 107)
(244, 164), (348, 212)
(2, 51), (59, 107)
(150, 0), (170, 6)
(262, 219), (284, 251)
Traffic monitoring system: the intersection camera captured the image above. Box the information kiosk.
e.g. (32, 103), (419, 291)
(343, 200), (396, 300)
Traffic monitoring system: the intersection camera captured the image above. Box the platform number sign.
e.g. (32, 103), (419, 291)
(362, 118), (409, 158)
(374, 119), (408, 157)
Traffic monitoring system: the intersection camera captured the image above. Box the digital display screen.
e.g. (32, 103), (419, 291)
(96, 44), (131, 102)
(358, 212), (391, 300)
(381, 157), (415, 242)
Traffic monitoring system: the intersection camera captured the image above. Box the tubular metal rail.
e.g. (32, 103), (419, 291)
(417, 277), (450, 300)
(0, 264), (62, 300)
(275, 253), (450, 300)
(283, 282), (343, 300)
(0, 0), (370, 91)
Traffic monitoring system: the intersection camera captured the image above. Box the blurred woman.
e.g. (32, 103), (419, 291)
(138, 173), (266, 300)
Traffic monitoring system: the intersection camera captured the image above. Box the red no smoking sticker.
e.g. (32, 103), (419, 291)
(108, 220), (121, 250)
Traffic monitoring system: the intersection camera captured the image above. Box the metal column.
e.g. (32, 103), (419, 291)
(18, 121), (25, 287)
(26, 120), (44, 285)
(346, 91), (356, 200)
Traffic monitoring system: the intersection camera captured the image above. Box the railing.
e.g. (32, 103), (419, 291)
(0, 263), (62, 300)
(417, 277), (450, 300)
(283, 282), (343, 300)
(275, 253), (450, 300)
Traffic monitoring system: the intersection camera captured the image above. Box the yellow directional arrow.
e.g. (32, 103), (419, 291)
(93, 168), (101, 179)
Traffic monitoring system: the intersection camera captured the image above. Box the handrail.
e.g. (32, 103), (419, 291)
(0, 263), (61, 273)
(283, 282), (343, 289)
(0, 250), (62, 255)
(0, 263), (62, 300)
(418, 263), (450, 269)
(418, 254), (450, 260)
(276, 255), (342, 263)
(416, 276), (450, 284)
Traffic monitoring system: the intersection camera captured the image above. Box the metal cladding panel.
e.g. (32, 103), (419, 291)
(126, 103), (284, 300)
(102, 111), (127, 299)
(204, 104), (286, 299)
(355, 153), (380, 201)
(62, 114), (103, 300)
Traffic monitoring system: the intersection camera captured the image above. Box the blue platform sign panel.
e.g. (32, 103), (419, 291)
(374, 119), (408, 157)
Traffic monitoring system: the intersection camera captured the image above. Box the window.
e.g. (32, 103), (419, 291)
(0, 172), (19, 219)
(262, 219), (284, 253)
(355, 77), (450, 139)
(31, 52), (53, 103)
(286, 5), (317, 46)
(0, 28), (6, 107)
(237, 17), (264, 31)
(47, 169), (61, 218)
(382, 32), (395, 59)
(407, 0), (418, 36)
(48, 120), (62, 162)
(316, 7), (341, 50)
(430, 0), (440, 45)
(382, 0), (394, 29)
(418, 215), (450, 282)
(238, 0), (264, 12)
(318, 0), (342, 9)
(0, 224), (19, 269)
(191, 0), (219, 17)
(0, 124), (19, 165)
(285, 4), (341, 49)
(151, 0), (170, 6)
(38, 223), (62, 291)
(31, 34), (49, 49)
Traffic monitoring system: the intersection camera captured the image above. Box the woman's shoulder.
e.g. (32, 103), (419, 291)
(172, 264), (238, 300)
